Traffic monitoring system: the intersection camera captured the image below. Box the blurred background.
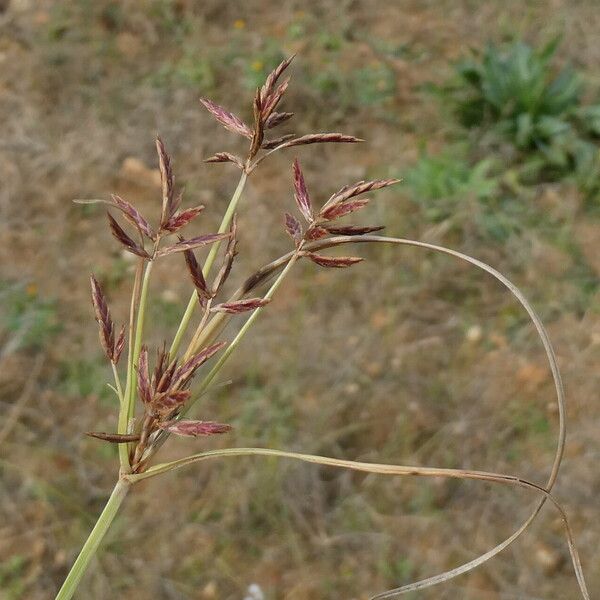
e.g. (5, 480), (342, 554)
(0, 1), (598, 598)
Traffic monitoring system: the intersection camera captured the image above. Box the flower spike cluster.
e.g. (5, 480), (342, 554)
(285, 159), (401, 267)
(86, 139), (239, 460)
(90, 275), (125, 364)
(200, 55), (363, 172)
(63, 53), (591, 600)
(84, 55), (399, 471)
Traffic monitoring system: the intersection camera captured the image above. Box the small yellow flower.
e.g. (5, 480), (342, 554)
(233, 19), (246, 30)
(251, 60), (264, 72)
(26, 283), (38, 297)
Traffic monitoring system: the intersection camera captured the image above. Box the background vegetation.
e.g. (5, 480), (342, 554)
(0, 1), (598, 598)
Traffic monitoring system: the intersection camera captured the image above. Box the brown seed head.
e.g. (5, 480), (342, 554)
(320, 198), (370, 221)
(107, 212), (150, 258)
(261, 134), (296, 150)
(293, 159), (313, 223)
(137, 346), (152, 405)
(162, 205), (205, 233)
(156, 137), (177, 226)
(204, 152), (245, 170)
(325, 178), (401, 207)
(265, 111), (294, 129)
(284, 212), (303, 245)
(183, 247), (210, 303)
(90, 275), (114, 361)
(159, 419), (232, 437)
(111, 194), (155, 240)
(211, 298), (271, 314)
(325, 225), (385, 236)
(212, 215), (238, 294)
(156, 232), (230, 258)
(303, 252), (364, 268)
(199, 98), (253, 138)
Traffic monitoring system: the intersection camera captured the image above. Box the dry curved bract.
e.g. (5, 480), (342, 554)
(130, 235), (590, 600)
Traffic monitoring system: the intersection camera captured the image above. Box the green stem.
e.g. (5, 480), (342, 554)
(169, 171), (248, 358)
(187, 249), (301, 412)
(117, 260), (153, 470)
(129, 261), (154, 390)
(117, 259), (143, 468)
(128, 262), (153, 416)
(111, 362), (124, 406)
(55, 479), (130, 600)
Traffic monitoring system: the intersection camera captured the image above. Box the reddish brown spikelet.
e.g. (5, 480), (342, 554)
(260, 54), (295, 104)
(183, 247), (210, 302)
(320, 198), (370, 221)
(261, 78), (290, 121)
(137, 346), (152, 405)
(326, 178), (401, 206)
(111, 194), (155, 240)
(249, 88), (264, 158)
(204, 152), (245, 170)
(303, 252), (364, 268)
(262, 134), (296, 150)
(86, 431), (141, 443)
(159, 419), (232, 437)
(163, 205), (205, 233)
(156, 232), (230, 257)
(90, 275), (114, 361)
(107, 212), (149, 258)
(113, 324), (126, 364)
(199, 98), (253, 138)
(212, 215), (238, 293)
(170, 192), (183, 221)
(265, 111), (294, 129)
(325, 224), (385, 236)
(275, 133), (363, 150)
(154, 390), (192, 413)
(212, 297), (271, 314)
(293, 159), (313, 223)
(156, 137), (176, 225)
(154, 355), (177, 395)
(151, 344), (171, 389)
(305, 226), (329, 240)
(284, 212), (302, 245)
(173, 341), (227, 387)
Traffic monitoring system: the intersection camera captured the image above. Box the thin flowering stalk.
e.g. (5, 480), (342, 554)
(170, 55), (362, 358)
(170, 170), (248, 357)
(125, 260), (154, 426)
(188, 244), (303, 412)
(182, 297), (213, 363)
(110, 362), (124, 406)
(118, 257), (144, 468)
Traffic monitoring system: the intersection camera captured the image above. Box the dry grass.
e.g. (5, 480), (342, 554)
(0, 1), (599, 599)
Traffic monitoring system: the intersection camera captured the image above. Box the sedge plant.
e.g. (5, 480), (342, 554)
(56, 56), (591, 599)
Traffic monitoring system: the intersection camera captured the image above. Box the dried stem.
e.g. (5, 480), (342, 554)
(125, 447), (589, 600)
(146, 233), (572, 597)
(200, 233), (569, 594)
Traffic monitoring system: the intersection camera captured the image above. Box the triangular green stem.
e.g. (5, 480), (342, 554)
(54, 479), (130, 600)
